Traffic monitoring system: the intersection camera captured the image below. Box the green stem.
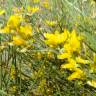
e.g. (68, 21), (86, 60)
(0, 34), (3, 95)
(12, 46), (18, 96)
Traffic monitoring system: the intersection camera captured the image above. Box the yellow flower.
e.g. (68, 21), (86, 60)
(64, 28), (70, 37)
(58, 52), (71, 59)
(44, 30), (68, 46)
(0, 9), (5, 15)
(67, 68), (84, 80)
(64, 43), (72, 53)
(0, 26), (10, 33)
(33, 0), (40, 3)
(45, 20), (57, 26)
(64, 30), (81, 53)
(41, 0), (50, 9)
(61, 59), (77, 70)
(7, 15), (23, 29)
(44, 33), (57, 46)
(31, 6), (40, 13)
(19, 24), (32, 38)
(70, 30), (80, 51)
(76, 56), (90, 64)
(27, 6), (40, 15)
(87, 80), (96, 88)
(12, 36), (26, 46)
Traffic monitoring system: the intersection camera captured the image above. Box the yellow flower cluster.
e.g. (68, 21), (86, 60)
(44, 29), (90, 80)
(57, 30), (90, 80)
(7, 15), (23, 29)
(27, 6), (40, 16)
(0, 14), (33, 46)
(0, 4), (42, 47)
(1, 15), (23, 33)
(44, 30), (68, 47)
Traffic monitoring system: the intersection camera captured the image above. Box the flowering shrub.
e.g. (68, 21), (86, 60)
(0, 0), (96, 95)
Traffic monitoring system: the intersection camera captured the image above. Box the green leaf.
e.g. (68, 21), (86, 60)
(0, 90), (7, 95)
(84, 32), (96, 53)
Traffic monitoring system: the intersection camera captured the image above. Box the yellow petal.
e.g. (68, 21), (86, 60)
(87, 80), (96, 88)
(76, 56), (90, 64)
(12, 36), (26, 46)
(7, 15), (23, 29)
(0, 26), (10, 33)
(61, 59), (76, 70)
(27, 6), (40, 15)
(65, 30), (81, 53)
(41, 1), (50, 9)
(61, 63), (76, 69)
(0, 10), (5, 15)
(58, 53), (71, 59)
(67, 69), (84, 80)
(44, 30), (68, 46)
(19, 24), (32, 38)
(45, 20), (57, 26)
